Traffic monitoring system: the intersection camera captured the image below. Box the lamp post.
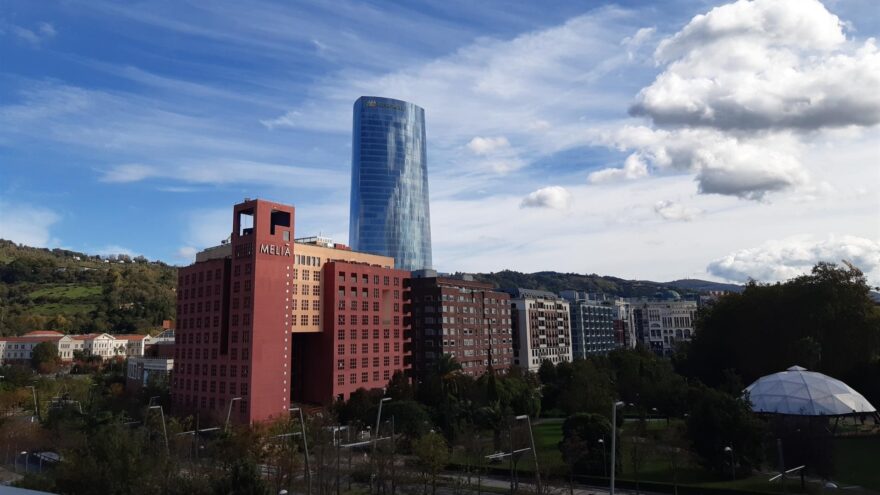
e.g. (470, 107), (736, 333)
(373, 397), (391, 452)
(516, 414), (542, 495)
(724, 446), (735, 480)
(611, 401), (624, 495)
(225, 397), (242, 432)
(16, 451), (28, 474)
(599, 438), (607, 477)
(148, 405), (169, 453)
(371, 398), (390, 495)
(291, 407), (311, 495)
(26, 386), (39, 420)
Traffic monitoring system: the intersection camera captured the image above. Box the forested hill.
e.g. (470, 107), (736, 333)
(470, 270), (740, 297)
(0, 239), (746, 335)
(0, 239), (176, 336)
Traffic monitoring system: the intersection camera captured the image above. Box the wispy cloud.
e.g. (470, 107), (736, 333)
(2, 21), (56, 47)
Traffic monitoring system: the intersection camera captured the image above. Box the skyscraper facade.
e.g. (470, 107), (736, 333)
(350, 96), (432, 271)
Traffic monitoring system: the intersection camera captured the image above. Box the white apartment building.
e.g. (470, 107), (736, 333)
(2, 331), (155, 364)
(628, 295), (698, 356)
(504, 288), (572, 372)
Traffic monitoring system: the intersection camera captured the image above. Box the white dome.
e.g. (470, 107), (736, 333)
(744, 366), (876, 416)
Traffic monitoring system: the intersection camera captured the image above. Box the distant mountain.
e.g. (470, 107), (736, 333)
(664, 279), (744, 293)
(472, 270), (717, 298)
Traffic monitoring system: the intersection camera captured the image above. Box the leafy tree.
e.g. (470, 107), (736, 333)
(679, 263), (880, 405)
(413, 431), (450, 495)
(685, 385), (765, 474)
(558, 413), (611, 475)
(386, 370), (415, 400)
(382, 400), (431, 443)
(31, 341), (60, 374)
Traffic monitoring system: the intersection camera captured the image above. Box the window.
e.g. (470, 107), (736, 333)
(337, 375), (345, 385)
(361, 372), (368, 383)
(337, 344), (344, 355)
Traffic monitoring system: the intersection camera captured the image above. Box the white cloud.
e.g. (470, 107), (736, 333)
(100, 163), (156, 183)
(0, 201), (60, 247)
(99, 159), (342, 189)
(467, 136), (510, 155)
(707, 235), (880, 284)
(592, 126), (808, 199)
(588, 153), (649, 183)
(616, 0), (880, 200)
(5, 22), (56, 47)
(520, 186), (573, 210)
(653, 200), (701, 221)
(176, 246), (199, 262)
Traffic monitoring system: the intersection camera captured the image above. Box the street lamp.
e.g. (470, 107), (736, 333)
(373, 397), (391, 451)
(724, 446), (735, 480)
(16, 451), (28, 474)
(598, 438), (607, 477)
(291, 407), (311, 495)
(225, 397), (242, 432)
(148, 405), (169, 452)
(611, 401), (624, 495)
(26, 386), (39, 420)
(516, 415), (542, 495)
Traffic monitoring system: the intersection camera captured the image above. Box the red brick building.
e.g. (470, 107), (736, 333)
(296, 261), (410, 404)
(172, 198), (411, 424)
(408, 274), (514, 378)
(173, 199), (294, 424)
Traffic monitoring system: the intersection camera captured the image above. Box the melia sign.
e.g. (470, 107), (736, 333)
(260, 243), (291, 257)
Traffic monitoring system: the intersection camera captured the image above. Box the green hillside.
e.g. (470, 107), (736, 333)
(0, 239), (177, 336)
(470, 269), (714, 297)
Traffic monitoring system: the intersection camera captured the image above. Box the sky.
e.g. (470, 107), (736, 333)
(1, 0), (878, 285)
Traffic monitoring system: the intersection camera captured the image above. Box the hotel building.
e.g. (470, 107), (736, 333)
(172, 199), (410, 424)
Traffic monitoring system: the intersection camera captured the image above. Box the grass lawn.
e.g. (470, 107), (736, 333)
(26, 284), (103, 316)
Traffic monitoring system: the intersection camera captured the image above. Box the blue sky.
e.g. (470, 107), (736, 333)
(1, 0), (879, 284)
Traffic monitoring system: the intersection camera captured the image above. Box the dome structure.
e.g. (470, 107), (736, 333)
(744, 366), (876, 416)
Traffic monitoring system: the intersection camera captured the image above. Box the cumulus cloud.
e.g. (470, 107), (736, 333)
(467, 136), (510, 155)
(520, 186), (572, 210)
(707, 235), (880, 283)
(0, 201), (60, 247)
(653, 200), (701, 221)
(616, 0), (880, 200)
(589, 153), (649, 183)
(594, 126), (807, 199)
(632, 0), (880, 131)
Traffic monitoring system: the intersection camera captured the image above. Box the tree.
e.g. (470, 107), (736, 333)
(413, 431), (450, 495)
(31, 341), (60, 374)
(386, 370), (415, 400)
(679, 263), (880, 406)
(558, 413), (611, 475)
(685, 385), (765, 474)
(382, 400), (431, 443)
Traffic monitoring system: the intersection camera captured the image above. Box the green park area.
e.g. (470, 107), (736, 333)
(517, 420), (880, 493)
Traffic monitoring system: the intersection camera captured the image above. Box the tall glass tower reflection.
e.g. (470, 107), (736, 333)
(350, 96), (432, 271)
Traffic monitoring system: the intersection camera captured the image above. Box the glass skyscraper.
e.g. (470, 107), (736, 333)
(349, 96), (432, 271)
